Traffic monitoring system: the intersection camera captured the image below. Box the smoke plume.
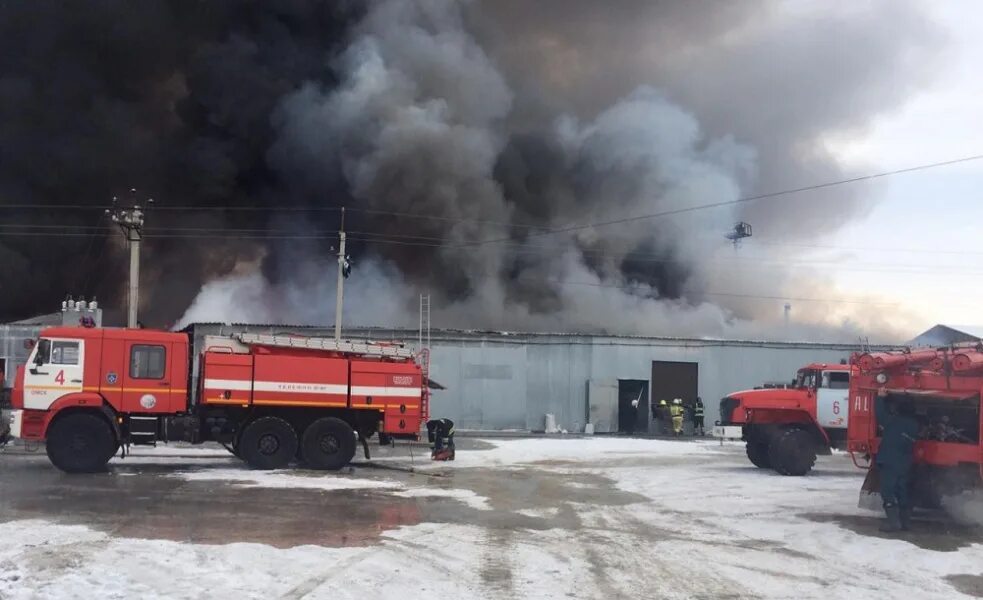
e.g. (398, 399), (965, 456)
(0, 1), (944, 340)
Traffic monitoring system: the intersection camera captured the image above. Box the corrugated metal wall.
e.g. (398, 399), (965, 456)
(0, 325), (42, 387)
(423, 334), (865, 431)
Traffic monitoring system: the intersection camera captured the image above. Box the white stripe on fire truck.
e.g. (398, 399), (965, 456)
(350, 386), (422, 398)
(203, 379), (421, 397)
(203, 379), (347, 394)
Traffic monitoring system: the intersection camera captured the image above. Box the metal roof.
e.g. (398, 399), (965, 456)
(909, 324), (983, 346)
(183, 322), (894, 351)
(4, 312), (63, 326)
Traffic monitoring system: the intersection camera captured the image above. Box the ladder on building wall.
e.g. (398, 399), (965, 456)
(237, 332), (414, 359)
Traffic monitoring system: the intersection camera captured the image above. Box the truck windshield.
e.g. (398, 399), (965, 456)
(34, 339), (51, 365)
(795, 369), (817, 389)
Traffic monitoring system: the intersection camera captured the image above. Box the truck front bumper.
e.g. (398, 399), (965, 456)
(712, 425), (744, 440)
(9, 409), (22, 438)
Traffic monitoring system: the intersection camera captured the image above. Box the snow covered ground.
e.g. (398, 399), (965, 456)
(1, 437), (981, 599)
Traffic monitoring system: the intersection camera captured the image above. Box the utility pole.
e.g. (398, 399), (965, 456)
(107, 190), (151, 328)
(334, 207), (346, 341)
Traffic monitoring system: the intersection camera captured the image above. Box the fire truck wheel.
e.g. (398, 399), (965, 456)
(45, 412), (117, 473)
(745, 439), (771, 469)
(768, 428), (816, 476)
(239, 417), (298, 470)
(301, 417), (356, 470)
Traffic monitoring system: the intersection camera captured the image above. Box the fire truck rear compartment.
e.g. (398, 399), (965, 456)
(884, 392), (981, 446)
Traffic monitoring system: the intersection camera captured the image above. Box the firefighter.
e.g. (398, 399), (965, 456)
(656, 399), (669, 435)
(627, 393), (640, 435)
(874, 389), (919, 532)
(670, 398), (684, 437)
(692, 397), (705, 436)
(427, 418), (456, 461)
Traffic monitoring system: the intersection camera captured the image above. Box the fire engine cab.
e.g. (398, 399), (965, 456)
(8, 326), (429, 473)
(717, 362), (852, 475)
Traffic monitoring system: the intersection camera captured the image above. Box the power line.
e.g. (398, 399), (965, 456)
(456, 153), (983, 248)
(753, 239), (983, 257)
(8, 227), (983, 276)
(516, 277), (899, 306)
(2, 152), (981, 235)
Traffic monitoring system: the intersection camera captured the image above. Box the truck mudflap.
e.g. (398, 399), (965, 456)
(858, 464), (882, 511)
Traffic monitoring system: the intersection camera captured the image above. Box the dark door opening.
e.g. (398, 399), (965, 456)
(618, 379), (649, 434)
(651, 361), (698, 433)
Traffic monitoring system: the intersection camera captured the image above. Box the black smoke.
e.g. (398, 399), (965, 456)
(0, 0), (360, 323)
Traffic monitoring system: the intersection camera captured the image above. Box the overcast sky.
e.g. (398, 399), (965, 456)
(766, 2), (983, 334)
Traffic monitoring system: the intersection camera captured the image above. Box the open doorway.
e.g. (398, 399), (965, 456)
(651, 361), (698, 405)
(618, 379), (649, 434)
(651, 361), (698, 434)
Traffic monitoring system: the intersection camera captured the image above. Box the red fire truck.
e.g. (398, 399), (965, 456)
(848, 348), (983, 505)
(717, 362), (852, 476)
(8, 326), (429, 473)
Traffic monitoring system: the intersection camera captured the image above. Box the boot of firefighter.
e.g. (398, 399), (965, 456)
(432, 448), (454, 461)
(879, 504), (902, 533)
(899, 506), (912, 531)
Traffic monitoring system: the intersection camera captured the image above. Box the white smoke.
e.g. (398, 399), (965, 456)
(943, 490), (983, 527)
(176, 257), (412, 329)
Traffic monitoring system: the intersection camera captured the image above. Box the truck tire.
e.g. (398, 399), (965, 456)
(46, 412), (117, 473)
(768, 428), (816, 476)
(746, 439), (771, 469)
(239, 417), (298, 470)
(301, 417), (356, 470)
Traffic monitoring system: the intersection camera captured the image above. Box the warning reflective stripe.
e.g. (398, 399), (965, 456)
(351, 386), (421, 398)
(202, 379), (421, 397)
(203, 379), (252, 391)
(254, 381), (348, 394)
(203, 379), (348, 394)
(23, 385), (82, 392)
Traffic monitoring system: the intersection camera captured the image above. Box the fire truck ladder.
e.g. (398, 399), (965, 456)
(237, 333), (414, 359)
(417, 348), (431, 421)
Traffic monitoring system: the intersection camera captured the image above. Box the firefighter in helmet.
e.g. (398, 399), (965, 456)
(657, 399), (669, 435)
(692, 397), (705, 436)
(670, 398), (685, 437)
(874, 389), (919, 532)
(427, 418), (456, 461)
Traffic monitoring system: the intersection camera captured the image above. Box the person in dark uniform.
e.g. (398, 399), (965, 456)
(875, 389), (920, 532)
(656, 399), (669, 435)
(692, 397), (705, 436)
(427, 418), (456, 461)
(627, 393), (640, 435)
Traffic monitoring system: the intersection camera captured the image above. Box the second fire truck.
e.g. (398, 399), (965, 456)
(718, 362), (853, 476)
(8, 325), (429, 473)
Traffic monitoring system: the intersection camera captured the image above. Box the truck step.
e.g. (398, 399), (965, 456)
(128, 415), (159, 444)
